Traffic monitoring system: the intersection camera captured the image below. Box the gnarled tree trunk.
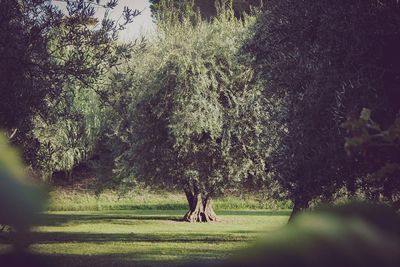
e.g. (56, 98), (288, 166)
(183, 190), (217, 223)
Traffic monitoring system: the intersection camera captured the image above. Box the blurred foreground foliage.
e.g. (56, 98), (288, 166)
(0, 133), (46, 250)
(222, 202), (400, 267)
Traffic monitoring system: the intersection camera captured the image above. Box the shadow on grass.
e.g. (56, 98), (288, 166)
(2, 231), (251, 245)
(0, 210), (288, 266)
(49, 203), (188, 211)
(101, 203), (188, 210)
(39, 213), (184, 227)
(217, 210), (291, 216)
(0, 250), (221, 267)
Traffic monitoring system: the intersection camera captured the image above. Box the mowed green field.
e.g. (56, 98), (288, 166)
(0, 209), (289, 267)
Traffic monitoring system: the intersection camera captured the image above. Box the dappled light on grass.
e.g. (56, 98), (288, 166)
(4, 204), (398, 267)
(10, 210), (288, 266)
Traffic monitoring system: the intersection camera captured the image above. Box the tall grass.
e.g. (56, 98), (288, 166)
(47, 189), (292, 211)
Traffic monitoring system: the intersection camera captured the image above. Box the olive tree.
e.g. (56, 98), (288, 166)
(112, 7), (267, 222)
(244, 0), (400, 219)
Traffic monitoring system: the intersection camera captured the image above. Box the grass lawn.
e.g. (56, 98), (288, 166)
(1, 209), (289, 266)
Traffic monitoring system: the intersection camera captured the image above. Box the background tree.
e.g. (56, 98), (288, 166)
(244, 0), (400, 219)
(0, 0), (61, 151)
(111, 5), (267, 222)
(32, 80), (108, 182)
(0, 0), (139, 178)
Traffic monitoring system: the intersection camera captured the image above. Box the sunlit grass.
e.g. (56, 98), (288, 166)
(4, 209), (289, 266)
(47, 189), (293, 211)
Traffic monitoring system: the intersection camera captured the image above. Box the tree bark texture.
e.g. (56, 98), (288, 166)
(183, 190), (217, 223)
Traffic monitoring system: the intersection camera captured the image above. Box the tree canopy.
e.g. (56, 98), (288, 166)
(244, 0), (400, 218)
(0, 0), (139, 175)
(109, 6), (269, 221)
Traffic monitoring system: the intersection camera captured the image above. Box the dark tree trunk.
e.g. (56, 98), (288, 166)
(183, 190), (217, 223)
(288, 197), (310, 223)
